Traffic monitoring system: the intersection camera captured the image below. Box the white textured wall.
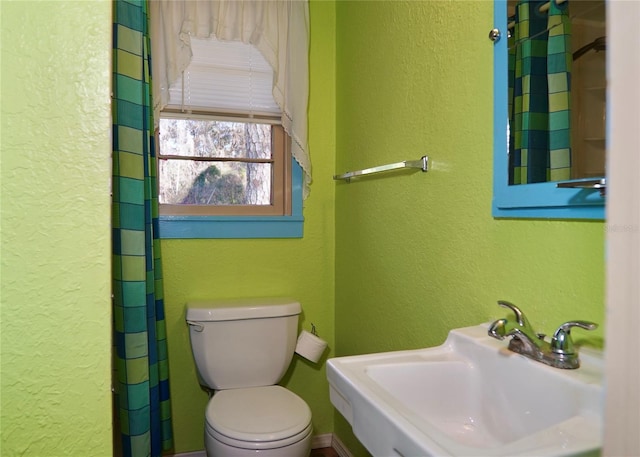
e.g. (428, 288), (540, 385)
(0, 1), (113, 455)
(603, 1), (640, 454)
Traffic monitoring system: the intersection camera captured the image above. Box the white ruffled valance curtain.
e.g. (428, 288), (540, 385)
(150, 0), (311, 198)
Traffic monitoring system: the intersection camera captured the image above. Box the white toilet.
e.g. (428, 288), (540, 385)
(186, 298), (313, 457)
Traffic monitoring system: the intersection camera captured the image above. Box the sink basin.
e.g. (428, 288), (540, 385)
(327, 324), (603, 457)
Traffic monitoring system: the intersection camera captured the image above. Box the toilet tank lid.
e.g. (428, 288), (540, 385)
(186, 297), (301, 322)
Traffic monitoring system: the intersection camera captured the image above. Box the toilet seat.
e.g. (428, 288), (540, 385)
(206, 385), (312, 450)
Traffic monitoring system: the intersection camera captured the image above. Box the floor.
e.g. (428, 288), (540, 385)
(310, 447), (341, 457)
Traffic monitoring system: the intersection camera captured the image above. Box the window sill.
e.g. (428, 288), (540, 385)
(158, 158), (304, 239)
(158, 215), (304, 239)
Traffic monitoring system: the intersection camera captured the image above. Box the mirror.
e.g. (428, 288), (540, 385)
(492, 0), (606, 219)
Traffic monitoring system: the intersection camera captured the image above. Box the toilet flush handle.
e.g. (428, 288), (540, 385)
(186, 320), (204, 332)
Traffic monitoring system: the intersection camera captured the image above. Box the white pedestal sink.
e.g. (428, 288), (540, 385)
(327, 324), (603, 457)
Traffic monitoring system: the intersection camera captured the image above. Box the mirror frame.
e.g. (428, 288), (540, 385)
(492, 0), (605, 220)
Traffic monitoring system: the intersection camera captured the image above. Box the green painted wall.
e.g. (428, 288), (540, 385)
(0, 1), (113, 456)
(0, 2), (607, 456)
(334, 1), (605, 455)
(161, 1), (336, 452)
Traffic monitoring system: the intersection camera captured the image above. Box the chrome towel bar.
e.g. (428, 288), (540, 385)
(333, 156), (428, 182)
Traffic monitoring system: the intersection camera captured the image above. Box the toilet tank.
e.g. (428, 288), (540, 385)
(186, 298), (301, 390)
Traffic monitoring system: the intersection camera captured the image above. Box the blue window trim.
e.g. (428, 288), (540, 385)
(492, 0), (605, 220)
(158, 159), (304, 239)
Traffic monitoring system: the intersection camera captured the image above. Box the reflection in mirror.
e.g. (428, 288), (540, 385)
(507, 0), (606, 185)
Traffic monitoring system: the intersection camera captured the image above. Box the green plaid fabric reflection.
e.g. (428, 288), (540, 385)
(112, 1), (173, 455)
(509, 0), (572, 184)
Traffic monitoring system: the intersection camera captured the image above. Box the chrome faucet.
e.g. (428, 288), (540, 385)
(488, 300), (597, 369)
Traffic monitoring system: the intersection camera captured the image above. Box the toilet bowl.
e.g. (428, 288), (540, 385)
(205, 386), (312, 457)
(186, 298), (313, 457)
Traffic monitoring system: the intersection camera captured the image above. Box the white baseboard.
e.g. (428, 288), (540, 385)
(311, 433), (333, 449)
(169, 433), (352, 457)
(331, 434), (354, 457)
(170, 451), (206, 457)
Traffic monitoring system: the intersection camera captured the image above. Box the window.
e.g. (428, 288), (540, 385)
(156, 37), (303, 238)
(158, 116), (291, 217)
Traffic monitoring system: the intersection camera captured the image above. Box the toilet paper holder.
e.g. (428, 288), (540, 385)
(295, 323), (328, 364)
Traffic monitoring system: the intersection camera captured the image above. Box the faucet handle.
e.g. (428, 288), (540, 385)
(551, 321), (598, 355)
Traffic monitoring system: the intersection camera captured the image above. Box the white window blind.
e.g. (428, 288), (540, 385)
(166, 37), (280, 117)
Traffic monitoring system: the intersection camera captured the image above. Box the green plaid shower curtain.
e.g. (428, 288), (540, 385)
(509, 0), (572, 184)
(112, 1), (173, 455)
